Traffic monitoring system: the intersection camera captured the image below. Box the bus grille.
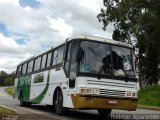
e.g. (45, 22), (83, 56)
(87, 79), (136, 97)
(87, 80), (135, 89)
(99, 89), (125, 97)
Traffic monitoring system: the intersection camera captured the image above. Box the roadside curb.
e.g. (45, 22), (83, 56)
(0, 104), (17, 113)
(137, 105), (160, 111)
(0, 104), (18, 120)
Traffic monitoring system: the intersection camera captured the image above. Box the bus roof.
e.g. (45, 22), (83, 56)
(68, 34), (133, 48)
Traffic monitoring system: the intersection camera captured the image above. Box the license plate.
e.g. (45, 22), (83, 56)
(108, 100), (118, 104)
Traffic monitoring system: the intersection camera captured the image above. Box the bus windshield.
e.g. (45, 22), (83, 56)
(79, 41), (135, 78)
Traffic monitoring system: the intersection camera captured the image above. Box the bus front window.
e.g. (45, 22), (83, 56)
(111, 46), (134, 78)
(79, 41), (135, 78)
(79, 41), (110, 74)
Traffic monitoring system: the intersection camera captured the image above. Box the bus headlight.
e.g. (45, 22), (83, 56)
(126, 92), (137, 97)
(86, 89), (91, 94)
(127, 92), (131, 96)
(81, 89), (86, 94)
(92, 89), (99, 94)
(80, 88), (99, 94)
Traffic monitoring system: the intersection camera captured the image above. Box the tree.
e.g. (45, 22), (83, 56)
(0, 71), (15, 86)
(0, 71), (7, 86)
(97, 0), (160, 87)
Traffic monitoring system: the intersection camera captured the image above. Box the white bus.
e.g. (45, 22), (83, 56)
(14, 35), (138, 117)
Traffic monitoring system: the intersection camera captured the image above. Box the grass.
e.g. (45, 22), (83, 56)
(138, 85), (160, 107)
(5, 87), (14, 97)
(137, 104), (160, 110)
(0, 106), (16, 115)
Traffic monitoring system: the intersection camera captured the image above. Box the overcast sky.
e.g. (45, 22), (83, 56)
(0, 0), (113, 73)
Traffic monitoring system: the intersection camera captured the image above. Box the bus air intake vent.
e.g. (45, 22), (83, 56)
(87, 80), (135, 89)
(99, 89), (125, 97)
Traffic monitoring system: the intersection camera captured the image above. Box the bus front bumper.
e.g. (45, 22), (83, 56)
(71, 94), (138, 111)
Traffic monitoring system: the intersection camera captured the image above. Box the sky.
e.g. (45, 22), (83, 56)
(0, 0), (113, 73)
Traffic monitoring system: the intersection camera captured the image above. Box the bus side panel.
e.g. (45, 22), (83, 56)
(41, 83), (56, 105)
(41, 68), (75, 108)
(17, 75), (31, 102)
(40, 68), (68, 105)
(61, 69), (75, 108)
(30, 71), (48, 104)
(45, 68), (61, 105)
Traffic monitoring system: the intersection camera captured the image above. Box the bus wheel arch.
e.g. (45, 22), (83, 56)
(53, 87), (61, 105)
(53, 86), (66, 115)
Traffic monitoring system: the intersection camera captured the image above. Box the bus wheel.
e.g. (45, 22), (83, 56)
(97, 109), (112, 117)
(26, 102), (31, 107)
(54, 89), (66, 115)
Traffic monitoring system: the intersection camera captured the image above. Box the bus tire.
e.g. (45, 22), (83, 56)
(97, 109), (112, 117)
(54, 88), (66, 115)
(26, 102), (31, 107)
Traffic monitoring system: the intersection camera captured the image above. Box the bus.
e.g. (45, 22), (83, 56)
(14, 35), (138, 117)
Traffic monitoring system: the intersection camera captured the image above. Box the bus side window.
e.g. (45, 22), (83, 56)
(27, 60), (34, 73)
(34, 57), (41, 71)
(22, 63), (27, 75)
(64, 43), (71, 75)
(57, 46), (64, 64)
(52, 50), (58, 66)
(41, 54), (47, 69)
(17, 65), (22, 76)
(46, 52), (52, 68)
(30, 60), (34, 72)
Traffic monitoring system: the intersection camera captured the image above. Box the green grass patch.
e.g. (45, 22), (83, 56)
(137, 104), (160, 110)
(0, 106), (16, 115)
(5, 87), (14, 97)
(138, 85), (160, 107)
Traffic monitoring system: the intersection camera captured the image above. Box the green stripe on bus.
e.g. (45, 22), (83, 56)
(31, 72), (50, 104)
(17, 75), (31, 101)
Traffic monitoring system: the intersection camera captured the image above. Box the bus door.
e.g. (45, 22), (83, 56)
(64, 41), (78, 107)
